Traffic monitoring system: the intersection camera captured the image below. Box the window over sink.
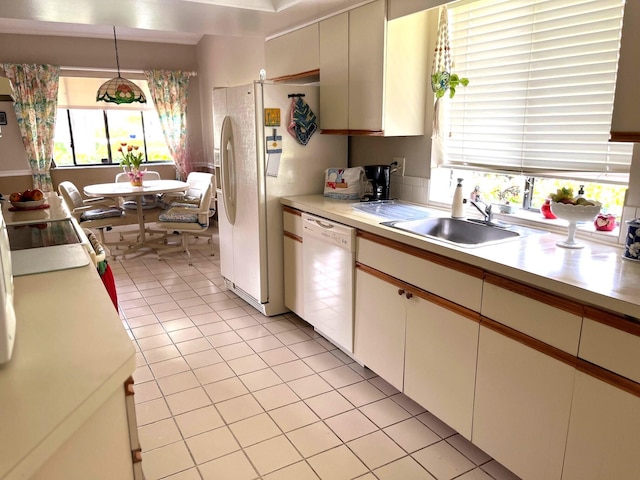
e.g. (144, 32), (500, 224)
(429, 0), (631, 220)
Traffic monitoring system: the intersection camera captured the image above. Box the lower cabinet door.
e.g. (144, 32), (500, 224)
(562, 370), (640, 480)
(31, 388), (135, 480)
(472, 325), (575, 480)
(404, 297), (479, 439)
(354, 268), (406, 390)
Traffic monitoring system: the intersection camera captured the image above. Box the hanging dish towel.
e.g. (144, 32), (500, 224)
(287, 96), (317, 145)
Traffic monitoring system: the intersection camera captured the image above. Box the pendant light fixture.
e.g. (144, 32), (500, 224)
(96, 26), (147, 104)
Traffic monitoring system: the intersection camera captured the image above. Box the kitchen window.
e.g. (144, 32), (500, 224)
(430, 0), (632, 216)
(53, 75), (172, 167)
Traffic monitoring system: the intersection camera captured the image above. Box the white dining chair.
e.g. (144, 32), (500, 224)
(160, 171), (215, 212)
(154, 174), (215, 265)
(58, 181), (130, 246)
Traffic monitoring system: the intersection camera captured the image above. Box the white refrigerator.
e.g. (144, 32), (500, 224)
(213, 81), (347, 316)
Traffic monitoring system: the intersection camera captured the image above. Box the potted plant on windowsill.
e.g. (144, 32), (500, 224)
(118, 142), (145, 186)
(493, 185), (521, 214)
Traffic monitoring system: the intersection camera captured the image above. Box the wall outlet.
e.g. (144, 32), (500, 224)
(392, 157), (405, 176)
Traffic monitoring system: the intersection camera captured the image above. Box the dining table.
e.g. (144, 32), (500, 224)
(84, 179), (188, 253)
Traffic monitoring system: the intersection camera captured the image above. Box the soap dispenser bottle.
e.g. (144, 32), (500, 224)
(451, 178), (466, 219)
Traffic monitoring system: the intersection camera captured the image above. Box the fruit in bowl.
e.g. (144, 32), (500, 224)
(9, 189), (45, 209)
(549, 195), (601, 249)
(550, 199), (601, 222)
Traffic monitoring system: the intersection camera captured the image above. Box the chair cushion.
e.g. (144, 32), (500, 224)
(158, 209), (199, 224)
(80, 207), (124, 221)
(123, 195), (160, 210)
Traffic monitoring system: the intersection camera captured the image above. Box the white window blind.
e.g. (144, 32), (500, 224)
(444, 0), (633, 181)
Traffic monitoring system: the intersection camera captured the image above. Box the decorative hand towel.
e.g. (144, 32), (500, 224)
(287, 96), (317, 145)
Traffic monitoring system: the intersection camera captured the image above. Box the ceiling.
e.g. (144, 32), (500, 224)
(0, 0), (370, 45)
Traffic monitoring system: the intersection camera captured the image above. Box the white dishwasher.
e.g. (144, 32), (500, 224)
(302, 213), (356, 353)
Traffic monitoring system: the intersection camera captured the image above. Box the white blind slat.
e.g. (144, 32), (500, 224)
(445, 0), (633, 177)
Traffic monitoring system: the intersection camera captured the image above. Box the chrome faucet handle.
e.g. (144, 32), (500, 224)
(485, 203), (493, 219)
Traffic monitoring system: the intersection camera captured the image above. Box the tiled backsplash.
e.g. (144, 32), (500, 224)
(389, 176), (429, 205)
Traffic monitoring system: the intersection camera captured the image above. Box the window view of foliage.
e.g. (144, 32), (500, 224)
(54, 109), (172, 166)
(430, 168), (626, 218)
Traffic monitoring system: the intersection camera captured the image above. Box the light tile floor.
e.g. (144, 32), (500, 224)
(106, 226), (522, 480)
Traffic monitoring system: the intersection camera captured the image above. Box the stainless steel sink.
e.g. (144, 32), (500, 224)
(381, 217), (522, 247)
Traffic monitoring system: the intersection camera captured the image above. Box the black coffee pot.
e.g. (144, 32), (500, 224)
(362, 161), (399, 201)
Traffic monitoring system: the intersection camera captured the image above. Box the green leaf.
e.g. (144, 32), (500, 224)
(449, 86), (457, 99)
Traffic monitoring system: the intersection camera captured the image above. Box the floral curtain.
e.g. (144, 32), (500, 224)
(0, 64), (60, 191)
(144, 69), (196, 181)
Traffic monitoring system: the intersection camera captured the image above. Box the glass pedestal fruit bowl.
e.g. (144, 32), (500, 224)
(550, 200), (601, 249)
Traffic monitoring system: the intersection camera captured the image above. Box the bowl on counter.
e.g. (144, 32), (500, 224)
(10, 199), (46, 209)
(550, 200), (601, 249)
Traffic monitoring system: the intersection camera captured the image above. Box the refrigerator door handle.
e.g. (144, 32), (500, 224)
(220, 115), (237, 225)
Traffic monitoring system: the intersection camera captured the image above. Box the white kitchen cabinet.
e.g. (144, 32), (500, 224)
(265, 24), (320, 81)
(357, 232), (484, 312)
(404, 292), (480, 439)
(283, 207), (304, 318)
(318, 13), (349, 131)
(31, 384), (137, 480)
(319, 0), (428, 135)
(482, 274), (583, 355)
(610, 0), (640, 142)
(473, 322), (576, 480)
(578, 307), (640, 384)
(354, 265), (407, 390)
(561, 368), (640, 480)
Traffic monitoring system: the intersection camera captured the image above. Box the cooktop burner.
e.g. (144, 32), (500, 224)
(6, 219), (82, 251)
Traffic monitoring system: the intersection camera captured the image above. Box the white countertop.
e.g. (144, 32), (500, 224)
(1, 192), (69, 225)
(281, 195), (640, 320)
(0, 264), (135, 479)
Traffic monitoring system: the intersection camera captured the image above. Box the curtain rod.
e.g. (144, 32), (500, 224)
(61, 66), (144, 74)
(60, 66), (198, 76)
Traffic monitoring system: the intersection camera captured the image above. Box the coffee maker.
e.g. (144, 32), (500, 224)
(362, 162), (398, 201)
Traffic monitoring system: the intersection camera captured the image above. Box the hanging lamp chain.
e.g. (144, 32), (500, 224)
(113, 25), (122, 78)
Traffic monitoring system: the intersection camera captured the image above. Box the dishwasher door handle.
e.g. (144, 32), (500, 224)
(313, 219), (335, 229)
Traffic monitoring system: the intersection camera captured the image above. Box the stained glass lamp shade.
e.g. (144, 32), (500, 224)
(96, 27), (146, 105)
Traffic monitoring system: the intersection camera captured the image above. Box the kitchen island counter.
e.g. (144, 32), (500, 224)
(0, 262), (136, 479)
(281, 195), (640, 320)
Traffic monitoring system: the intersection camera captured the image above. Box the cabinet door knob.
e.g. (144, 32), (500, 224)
(397, 288), (405, 296)
(405, 291), (413, 299)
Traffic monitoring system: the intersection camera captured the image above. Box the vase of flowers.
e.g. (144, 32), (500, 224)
(118, 142), (145, 186)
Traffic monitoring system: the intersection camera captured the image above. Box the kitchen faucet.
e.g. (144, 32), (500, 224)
(469, 197), (493, 223)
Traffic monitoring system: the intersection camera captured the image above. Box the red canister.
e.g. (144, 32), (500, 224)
(541, 199), (557, 219)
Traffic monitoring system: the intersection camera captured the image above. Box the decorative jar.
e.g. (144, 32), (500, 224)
(623, 218), (640, 261)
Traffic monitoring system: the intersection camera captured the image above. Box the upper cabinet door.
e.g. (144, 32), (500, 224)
(265, 24), (319, 80)
(610, 1), (640, 142)
(319, 13), (349, 131)
(318, 0), (428, 136)
(348, 0), (386, 132)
